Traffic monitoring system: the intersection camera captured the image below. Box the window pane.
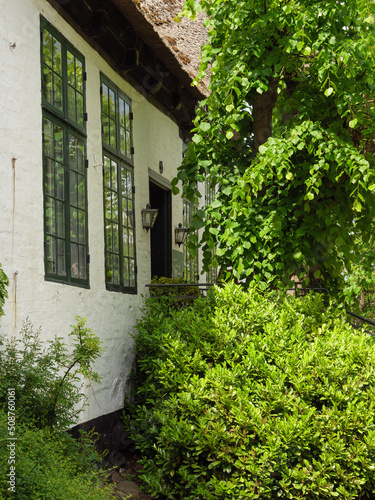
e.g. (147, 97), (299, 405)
(70, 208), (78, 242)
(43, 118), (53, 157)
(52, 37), (62, 73)
(112, 254), (120, 284)
(123, 258), (129, 286)
(106, 224), (112, 252)
(125, 130), (131, 157)
(78, 209), (86, 242)
(120, 127), (126, 157)
(125, 102), (130, 129)
(42, 29), (63, 111)
(78, 245), (87, 279)
(123, 230), (129, 257)
(76, 59), (83, 92)
(56, 238), (66, 276)
(109, 89), (116, 118)
(129, 259), (135, 287)
(68, 85), (76, 122)
(45, 196), (55, 235)
(55, 161), (64, 200)
(76, 93), (84, 126)
(44, 158), (54, 196)
(104, 188), (111, 221)
(77, 176), (85, 209)
(120, 166), (129, 197)
(53, 123), (63, 163)
(43, 29), (52, 67)
(56, 200), (65, 238)
(128, 230), (134, 257)
(71, 242), (79, 276)
(76, 140), (84, 172)
(111, 159), (117, 191)
(70, 171), (78, 207)
(112, 194), (118, 223)
(69, 135), (77, 170)
(67, 51), (75, 86)
(103, 122), (109, 146)
(46, 236), (56, 273)
(127, 198), (134, 228)
(43, 71), (53, 105)
(103, 84), (108, 107)
(66, 51), (84, 126)
(110, 119), (116, 148)
(42, 30), (53, 103)
(112, 224), (119, 254)
(119, 98), (125, 128)
(53, 75), (63, 110)
(106, 254), (112, 283)
(122, 198), (128, 227)
(103, 156), (111, 188)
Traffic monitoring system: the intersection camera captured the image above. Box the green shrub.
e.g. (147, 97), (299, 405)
(0, 409), (115, 499)
(126, 283), (375, 499)
(0, 263), (9, 318)
(0, 317), (103, 429)
(0, 317), (116, 499)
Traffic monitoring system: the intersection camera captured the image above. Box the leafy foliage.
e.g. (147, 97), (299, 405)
(175, 0), (375, 292)
(0, 317), (103, 429)
(0, 263), (9, 318)
(0, 412), (115, 499)
(342, 239), (375, 322)
(127, 284), (375, 499)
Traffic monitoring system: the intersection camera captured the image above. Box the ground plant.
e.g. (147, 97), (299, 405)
(0, 416), (115, 499)
(0, 316), (103, 429)
(0, 264), (115, 498)
(126, 284), (375, 499)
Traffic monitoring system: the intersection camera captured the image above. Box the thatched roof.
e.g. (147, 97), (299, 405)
(111, 0), (209, 98)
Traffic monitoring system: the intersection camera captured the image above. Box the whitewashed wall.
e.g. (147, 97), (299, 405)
(0, 0), (186, 423)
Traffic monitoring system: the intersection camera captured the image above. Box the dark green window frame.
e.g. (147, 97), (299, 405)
(101, 75), (136, 293)
(41, 17), (89, 286)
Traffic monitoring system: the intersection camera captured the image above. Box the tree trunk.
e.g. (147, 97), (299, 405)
(252, 78), (279, 151)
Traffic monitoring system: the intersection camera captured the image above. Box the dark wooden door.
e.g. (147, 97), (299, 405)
(149, 181), (172, 278)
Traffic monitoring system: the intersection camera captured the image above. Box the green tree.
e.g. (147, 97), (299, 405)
(174, 0), (375, 292)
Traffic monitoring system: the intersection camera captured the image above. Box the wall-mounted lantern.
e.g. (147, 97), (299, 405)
(175, 223), (188, 247)
(141, 204), (158, 232)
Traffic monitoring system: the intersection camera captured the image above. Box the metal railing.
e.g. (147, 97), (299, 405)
(288, 282), (375, 329)
(146, 282), (215, 300)
(146, 280), (375, 328)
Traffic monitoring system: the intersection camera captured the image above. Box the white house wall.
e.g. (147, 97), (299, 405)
(0, 0), (186, 423)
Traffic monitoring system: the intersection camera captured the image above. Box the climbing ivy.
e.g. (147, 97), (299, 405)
(174, 0), (375, 292)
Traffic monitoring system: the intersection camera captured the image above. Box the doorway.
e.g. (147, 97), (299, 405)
(149, 180), (172, 278)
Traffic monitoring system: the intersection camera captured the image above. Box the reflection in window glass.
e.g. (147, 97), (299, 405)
(103, 155), (135, 289)
(41, 19), (88, 285)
